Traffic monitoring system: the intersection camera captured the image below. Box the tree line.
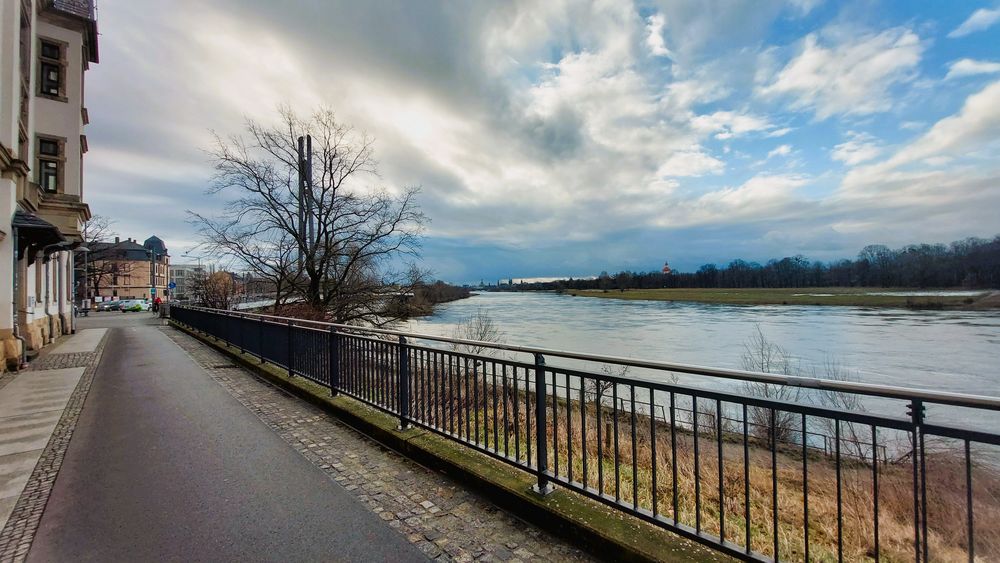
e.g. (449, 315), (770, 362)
(511, 236), (1000, 291)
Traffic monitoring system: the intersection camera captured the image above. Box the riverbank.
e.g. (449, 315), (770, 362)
(563, 287), (997, 309)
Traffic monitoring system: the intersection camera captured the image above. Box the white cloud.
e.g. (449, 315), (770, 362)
(656, 148), (725, 177)
(758, 27), (924, 119)
(945, 58), (1000, 80)
(831, 131), (882, 166)
(657, 173), (811, 227)
(948, 7), (1000, 38)
(645, 14), (672, 58)
(767, 144), (792, 159)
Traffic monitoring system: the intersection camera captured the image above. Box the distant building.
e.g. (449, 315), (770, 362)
(662, 261), (672, 275)
(87, 236), (170, 301)
(168, 263), (206, 300)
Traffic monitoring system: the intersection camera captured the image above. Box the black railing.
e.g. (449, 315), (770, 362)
(171, 305), (1000, 563)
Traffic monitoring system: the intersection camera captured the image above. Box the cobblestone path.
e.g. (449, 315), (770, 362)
(163, 326), (592, 563)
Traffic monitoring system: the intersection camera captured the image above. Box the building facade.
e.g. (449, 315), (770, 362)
(1, 0), (98, 369)
(168, 263), (206, 301)
(87, 236), (170, 302)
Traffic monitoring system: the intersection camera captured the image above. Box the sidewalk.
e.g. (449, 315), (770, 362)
(6, 314), (588, 562)
(0, 327), (108, 561)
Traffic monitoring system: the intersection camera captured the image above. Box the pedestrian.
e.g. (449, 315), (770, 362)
(153, 296), (162, 313)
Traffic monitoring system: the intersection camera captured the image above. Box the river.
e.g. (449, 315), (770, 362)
(408, 291), (1000, 432)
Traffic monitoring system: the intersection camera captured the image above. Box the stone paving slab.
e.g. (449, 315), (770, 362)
(0, 331), (108, 563)
(48, 329), (106, 355)
(163, 326), (592, 563)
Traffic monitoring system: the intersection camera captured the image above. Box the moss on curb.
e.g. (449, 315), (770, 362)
(171, 321), (730, 563)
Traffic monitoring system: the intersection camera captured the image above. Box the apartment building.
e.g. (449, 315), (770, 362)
(87, 236), (170, 302)
(1, 0), (98, 369)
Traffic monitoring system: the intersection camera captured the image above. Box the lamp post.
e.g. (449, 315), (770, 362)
(73, 246), (90, 325)
(182, 252), (203, 302)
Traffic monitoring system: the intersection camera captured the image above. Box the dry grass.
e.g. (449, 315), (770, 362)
(396, 362), (1000, 563)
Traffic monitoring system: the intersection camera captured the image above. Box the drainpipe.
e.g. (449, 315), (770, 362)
(11, 227), (27, 369)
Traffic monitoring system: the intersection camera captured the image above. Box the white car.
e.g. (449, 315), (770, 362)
(119, 299), (152, 312)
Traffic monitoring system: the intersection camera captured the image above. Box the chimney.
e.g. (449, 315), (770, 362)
(115, 236), (120, 243)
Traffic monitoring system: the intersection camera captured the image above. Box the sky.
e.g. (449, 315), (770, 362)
(84, 0), (1000, 284)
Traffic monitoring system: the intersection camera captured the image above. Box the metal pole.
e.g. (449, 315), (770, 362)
(329, 327), (340, 396)
(397, 335), (410, 429)
(532, 353), (554, 495)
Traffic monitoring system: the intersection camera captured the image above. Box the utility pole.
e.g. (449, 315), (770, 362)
(296, 135), (315, 274)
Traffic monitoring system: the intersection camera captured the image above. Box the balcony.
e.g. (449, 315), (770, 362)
(46, 0), (96, 21)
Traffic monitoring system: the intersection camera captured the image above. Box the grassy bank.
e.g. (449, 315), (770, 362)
(564, 287), (994, 309)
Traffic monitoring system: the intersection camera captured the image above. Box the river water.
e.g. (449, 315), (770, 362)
(408, 291), (1000, 432)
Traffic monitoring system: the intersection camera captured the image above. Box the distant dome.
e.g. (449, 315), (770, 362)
(143, 235), (168, 255)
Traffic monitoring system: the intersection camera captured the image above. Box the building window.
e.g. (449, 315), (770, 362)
(37, 137), (63, 192)
(38, 39), (66, 99)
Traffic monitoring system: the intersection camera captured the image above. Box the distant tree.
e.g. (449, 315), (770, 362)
(194, 271), (236, 310)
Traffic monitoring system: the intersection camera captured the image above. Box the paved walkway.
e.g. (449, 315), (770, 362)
(0, 327), (107, 560)
(1, 313), (588, 562)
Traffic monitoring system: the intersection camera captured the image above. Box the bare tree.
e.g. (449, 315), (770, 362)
(451, 308), (504, 357)
(740, 325), (802, 448)
(78, 215), (121, 302)
(191, 107), (426, 325)
(816, 359), (873, 461)
(191, 271), (236, 310)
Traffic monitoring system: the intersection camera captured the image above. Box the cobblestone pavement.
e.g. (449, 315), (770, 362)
(163, 327), (593, 563)
(0, 335), (108, 563)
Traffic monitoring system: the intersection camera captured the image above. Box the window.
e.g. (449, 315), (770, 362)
(38, 39), (65, 99)
(37, 137), (63, 193)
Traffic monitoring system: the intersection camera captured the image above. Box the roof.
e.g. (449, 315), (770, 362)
(13, 211), (67, 260)
(90, 240), (161, 262)
(143, 235), (168, 255)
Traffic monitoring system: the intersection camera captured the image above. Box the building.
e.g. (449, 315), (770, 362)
(87, 236), (170, 302)
(1, 0), (99, 369)
(168, 263), (206, 301)
(661, 261), (672, 275)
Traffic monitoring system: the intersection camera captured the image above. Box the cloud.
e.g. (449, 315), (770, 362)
(948, 7), (1000, 38)
(645, 14), (672, 58)
(656, 149), (725, 177)
(945, 58), (1000, 80)
(831, 132), (882, 166)
(767, 144), (792, 159)
(758, 27), (924, 119)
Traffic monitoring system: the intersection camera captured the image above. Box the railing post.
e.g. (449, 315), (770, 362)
(907, 398), (927, 562)
(329, 327), (340, 396)
(397, 335), (411, 430)
(238, 313), (244, 354)
(258, 316), (265, 364)
(532, 353), (554, 495)
(287, 318), (294, 377)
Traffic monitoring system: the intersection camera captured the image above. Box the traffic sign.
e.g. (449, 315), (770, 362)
(150, 287), (156, 295)
(168, 281), (176, 289)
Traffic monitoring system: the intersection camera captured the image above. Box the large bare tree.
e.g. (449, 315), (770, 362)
(78, 215), (131, 302)
(191, 107), (426, 325)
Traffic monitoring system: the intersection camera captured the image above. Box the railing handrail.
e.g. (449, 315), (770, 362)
(174, 305), (1000, 411)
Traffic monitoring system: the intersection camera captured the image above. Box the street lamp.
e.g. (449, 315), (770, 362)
(72, 245), (90, 332)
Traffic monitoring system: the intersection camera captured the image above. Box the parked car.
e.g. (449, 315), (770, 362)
(97, 300), (121, 312)
(119, 299), (151, 312)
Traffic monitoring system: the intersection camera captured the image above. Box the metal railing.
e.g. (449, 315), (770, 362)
(170, 305), (1000, 563)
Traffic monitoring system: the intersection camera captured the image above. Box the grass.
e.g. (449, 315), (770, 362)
(564, 287), (990, 309)
(408, 369), (1000, 563)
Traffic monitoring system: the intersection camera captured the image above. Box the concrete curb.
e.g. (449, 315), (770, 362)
(170, 321), (728, 563)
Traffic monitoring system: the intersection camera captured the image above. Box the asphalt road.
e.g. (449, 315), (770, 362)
(29, 314), (425, 562)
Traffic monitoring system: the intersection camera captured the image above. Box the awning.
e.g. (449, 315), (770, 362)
(13, 210), (67, 260)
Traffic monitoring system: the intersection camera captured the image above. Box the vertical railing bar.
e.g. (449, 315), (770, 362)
(581, 377), (588, 489)
(503, 363), (510, 458)
(965, 439), (974, 563)
(771, 409), (779, 562)
(873, 424), (880, 562)
(650, 389), (658, 517)
(473, 359), (480, 445)
(597, 382), (604, 495)
(286, 319), (293, 377)
(717, 398), (724, 543)
(526, 366), (532, 467)
(919, 427), (928, 563)
(493, 361), (500, 452)
(836, 419), (842, 563)
(631, 386), (638, 510)
(613, 384), (620, 502)
(552, 372), (559, 478)
(802, 413), (809, 563)
(694, 395), (701, 533)
(671, 391), (679, 524)
(513, 364), (520, 462)
(566, 373), (573, 483)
